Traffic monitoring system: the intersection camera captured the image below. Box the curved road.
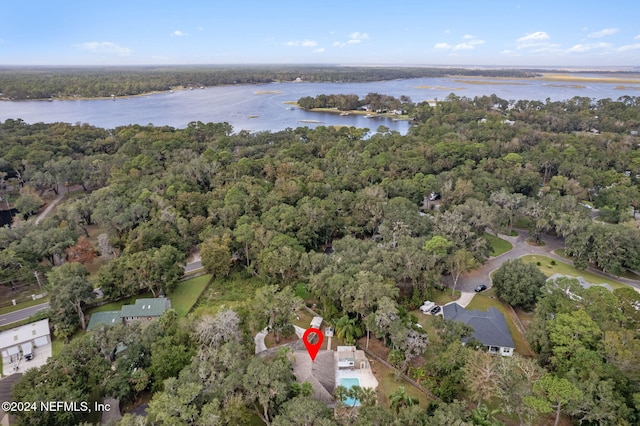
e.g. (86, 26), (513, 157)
(453, 229), (640, 294)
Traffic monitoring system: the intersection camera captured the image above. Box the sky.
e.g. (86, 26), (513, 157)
(1, 0), (639, 67)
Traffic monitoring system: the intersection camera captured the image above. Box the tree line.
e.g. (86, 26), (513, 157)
(0, 66), (538, 99)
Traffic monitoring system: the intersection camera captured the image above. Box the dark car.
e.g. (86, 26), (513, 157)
(430, 306), (441, 315)
(475, 284), (487, 292)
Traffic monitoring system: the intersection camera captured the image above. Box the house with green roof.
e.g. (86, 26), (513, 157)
(87, 297), (171, 331)
(121, 298), (171, 324)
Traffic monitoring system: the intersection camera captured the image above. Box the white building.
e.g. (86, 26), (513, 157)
(0, 319), (52, 376)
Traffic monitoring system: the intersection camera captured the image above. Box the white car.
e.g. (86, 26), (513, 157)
(420, 301), (435, 313)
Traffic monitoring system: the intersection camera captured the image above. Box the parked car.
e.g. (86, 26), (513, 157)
(430, 306), (441, 315)
(419, 301), (436, 313)
(475, 284), (487, 292)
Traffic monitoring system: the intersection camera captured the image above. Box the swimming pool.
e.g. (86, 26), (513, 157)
(340, 377), (361, 406)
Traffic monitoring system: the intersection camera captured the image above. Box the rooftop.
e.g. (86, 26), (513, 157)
(0, 319), (50, 350)
(442, 303), (515, 349)
(86, 311), (122, 331)
(120, 297), (171, 318)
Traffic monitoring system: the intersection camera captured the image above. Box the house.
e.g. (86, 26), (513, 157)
(87, 297), (171, 331)
(121, 298), (172, 324)
(0, 319), (52, 376)
(291, 344), (378, 407)
(442, 303), (515, 356)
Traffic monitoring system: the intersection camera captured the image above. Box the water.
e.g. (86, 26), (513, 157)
(340, 377), (361, 406)
(0, 75), (638, 134)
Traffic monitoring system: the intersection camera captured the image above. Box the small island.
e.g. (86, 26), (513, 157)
(294, 92), (415, 120)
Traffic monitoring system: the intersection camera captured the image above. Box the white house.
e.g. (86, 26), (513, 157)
(0, 319), (51, 375)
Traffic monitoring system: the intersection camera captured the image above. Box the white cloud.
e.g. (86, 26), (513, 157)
(349, 32), (369, 40)
(171, 30), (188, 37)
(444, 29), (451, 34)
(619, 43), (640, 52)
(516, 31), (550, 43)
(588, 28), (619, 38)
(286, 39), (318, 47)
(76, 42), (132, 56)
(313, 48), (325, 53)
(453, 39), (485, 51)
(333, 32), (369, 47)
(514, 32), (560, 53)
(635, 34), (640, 40)
(567, 42), (611, 53)
(434, 43), (452, 49)
(463, 34), (475, 40)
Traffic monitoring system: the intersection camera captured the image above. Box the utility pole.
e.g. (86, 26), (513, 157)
(34, 271), (43, 290)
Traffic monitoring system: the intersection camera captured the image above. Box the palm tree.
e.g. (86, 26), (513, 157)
(469, 404), (503, 426)
(358, 386), (378, 407)
(389, 386), (418, 416)
(335, 315), (363, 345)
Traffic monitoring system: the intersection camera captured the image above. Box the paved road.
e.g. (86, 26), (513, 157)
(184, 260), (203, 273)
(0, 303), (50, 326)
(1, 256), (204, 328)
(451, 229), (640, 294)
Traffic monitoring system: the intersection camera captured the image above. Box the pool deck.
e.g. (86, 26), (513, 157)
(335, 354), (379, 390)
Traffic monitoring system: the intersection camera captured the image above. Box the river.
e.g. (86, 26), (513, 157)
(0, 75), (638, 134)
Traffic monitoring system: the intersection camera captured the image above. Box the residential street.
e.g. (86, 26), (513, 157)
(0, 303), (50, 326)
(453, 229), (640, 294)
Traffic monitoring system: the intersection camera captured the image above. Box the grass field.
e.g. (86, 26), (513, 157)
(373, 360), (432, 409)
(519, 254), (626, 289)
(191, 272), (265, 318)
(484, 233), (513, 257)
(170, 274), (211, 317)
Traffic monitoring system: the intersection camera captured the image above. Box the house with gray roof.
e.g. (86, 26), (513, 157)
(443, 303), (515, 356)
(87, 297), (171, 331)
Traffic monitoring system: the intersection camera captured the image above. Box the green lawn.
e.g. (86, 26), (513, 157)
(465, 289), (533, 356)
(170, 274), (211, 317)
(191, 273), (266, 318)
(519, 255), (626, 290)
(372, 360), (432, 409)
(425, 288), (461, 306)
(483, 233), (513, 257)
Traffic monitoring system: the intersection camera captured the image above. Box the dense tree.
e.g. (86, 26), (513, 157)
(526, 374), (582, 426)
(492, 258), (547, 310)
(47, 262), (95, 335)
(243, 352), (295, 426)
(200, 233), (233, 278)
(252, 285), (302, 343)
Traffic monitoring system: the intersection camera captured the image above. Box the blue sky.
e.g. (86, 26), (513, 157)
(2, 0), (639, 67)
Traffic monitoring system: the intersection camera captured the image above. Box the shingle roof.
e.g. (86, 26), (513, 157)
(87, 311), (122, 331)
(120, 298), (171, 318)
(442, 303), (515, 349)
(292, 350), (335, 403)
